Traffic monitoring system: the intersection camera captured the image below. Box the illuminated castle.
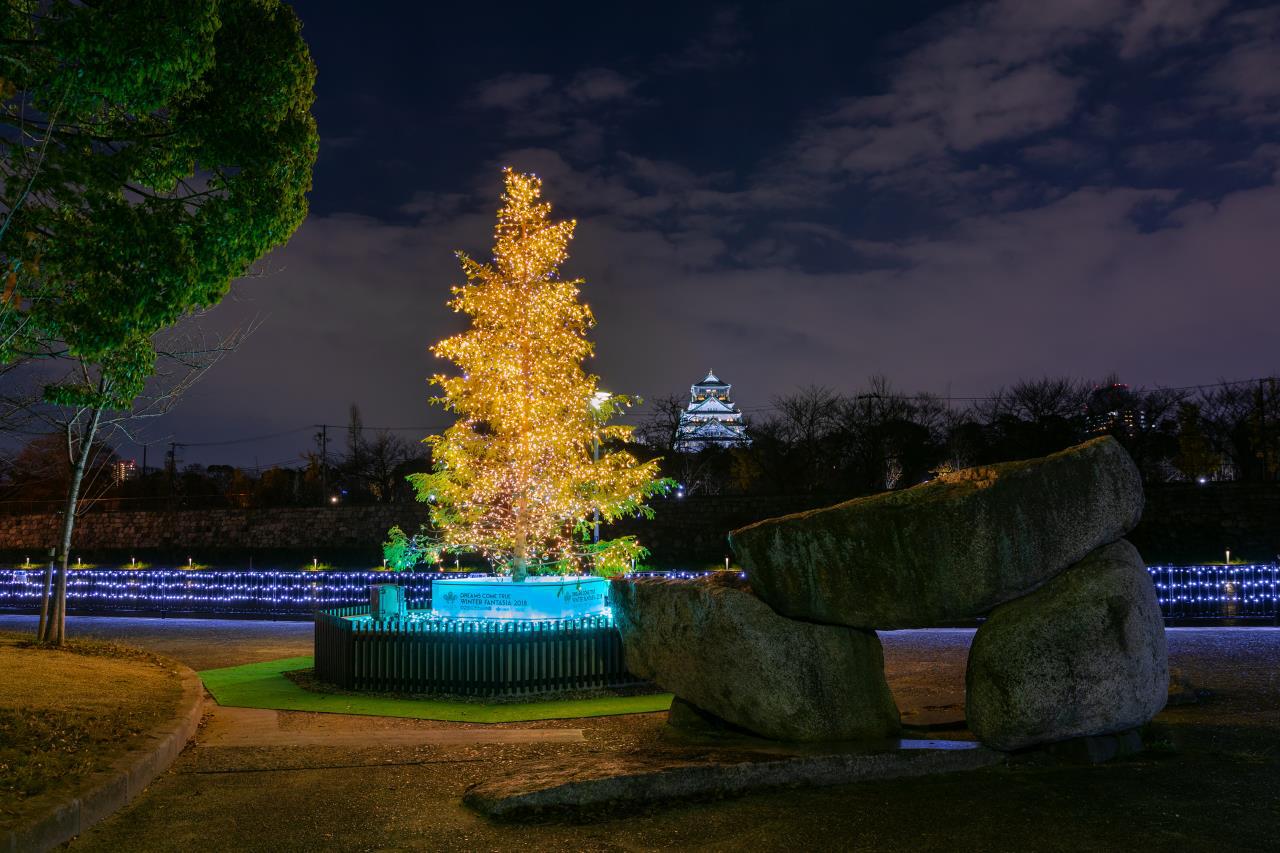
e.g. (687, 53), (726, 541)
(673, 370), (752, 453)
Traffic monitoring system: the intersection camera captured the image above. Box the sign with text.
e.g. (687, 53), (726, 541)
(431, 576), (609, 621)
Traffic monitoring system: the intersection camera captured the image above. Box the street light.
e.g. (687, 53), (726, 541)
(590, 391), (611, 543)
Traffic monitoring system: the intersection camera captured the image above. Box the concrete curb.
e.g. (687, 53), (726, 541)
(5, 664), (205, 853)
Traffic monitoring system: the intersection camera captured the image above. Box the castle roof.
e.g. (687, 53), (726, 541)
(678, 419), (749, 440)
(693, 370), (730, 388)
(688, 396), (738, 414)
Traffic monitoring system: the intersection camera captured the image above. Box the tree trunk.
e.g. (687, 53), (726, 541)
(39, 406), (103, 645)
(512, 494), (529, 583)
(36, 554), (53, 638)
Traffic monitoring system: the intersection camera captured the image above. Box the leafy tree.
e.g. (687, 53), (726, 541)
(334, 403), (427, 503)
(835, 378), (948, 492)
(381, 525), (439, 572)
(0, 432), (118, 515)
(1173, 402), (1221, 481)
(361, 431), (423, 502)
(635, 393), (686, 452)
(0, 0), (318, 642)
(772, 385), (842, 492)
(1194, 381), (1280, 482)
(977, 377), (1088, 462)
(412, 169), (670, 581)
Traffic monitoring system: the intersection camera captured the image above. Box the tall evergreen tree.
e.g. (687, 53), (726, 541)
(413, 169), (668, 580)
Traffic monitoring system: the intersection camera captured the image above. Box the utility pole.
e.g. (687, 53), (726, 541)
(590, 392), (611, 543)
(167, 442), (177, 510)
(593, 434), (601, 542)
(1259, 379), (1275, 482)
(1270, 379), (1278, 481)
(317, 424), (328, 504)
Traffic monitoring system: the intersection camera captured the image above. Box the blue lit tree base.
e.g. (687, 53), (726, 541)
(314, 604), (635, 697)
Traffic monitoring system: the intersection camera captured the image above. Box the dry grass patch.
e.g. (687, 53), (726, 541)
(0, 632), (184, 832)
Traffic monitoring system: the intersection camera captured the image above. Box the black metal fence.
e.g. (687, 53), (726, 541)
(314, 606), (635, 696)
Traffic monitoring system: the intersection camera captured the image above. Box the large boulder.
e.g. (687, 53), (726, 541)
(730, 437), (1143, 629)
(965, 539), (1168, 751)
(610, 575), (900, 742)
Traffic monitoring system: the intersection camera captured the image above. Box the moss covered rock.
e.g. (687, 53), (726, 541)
(610, 575), (900, 742)
(964, 539), (1168, 750)
(730, 437), (1143, 629)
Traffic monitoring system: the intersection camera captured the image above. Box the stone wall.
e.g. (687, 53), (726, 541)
(0, 483), (1275, 566)
(1128, 482), (1280, 564)
(0, 505), (433, 565)
(607, 494), (834, 566)
(0, 494), (832, 567)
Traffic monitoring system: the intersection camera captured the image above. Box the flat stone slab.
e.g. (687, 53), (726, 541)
(730, 437), (1143, 628)
(463, 740), (1003, 821)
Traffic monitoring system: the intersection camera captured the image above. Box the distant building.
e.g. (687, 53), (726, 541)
(673, 370), (752, 453)
(112, 459), (138, 485)
(1086, 382), (1146, 438)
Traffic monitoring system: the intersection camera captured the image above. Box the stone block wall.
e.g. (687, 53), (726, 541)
(1, 483), (1276, 566)
(0, 495), (832, 567)
(0, 505), (433, 565)
(1128, 482), (1280, 563)
(608, 494), (834, 566)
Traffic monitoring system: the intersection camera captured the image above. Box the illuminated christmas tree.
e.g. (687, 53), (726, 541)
(412, 168), (670, 581)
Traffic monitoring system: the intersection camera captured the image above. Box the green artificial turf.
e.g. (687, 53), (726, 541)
(198, 657), (673, 722)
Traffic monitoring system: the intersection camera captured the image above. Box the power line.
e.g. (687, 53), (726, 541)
(176, 426), (314, 448)
(146, 421), (449, 450)
(5, 375), (1278, 454)
(314, 423), (448, 433)
(642, 375), (1280, 414)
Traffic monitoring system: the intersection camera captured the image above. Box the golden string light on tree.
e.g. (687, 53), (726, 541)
(412, 168), (670, 581)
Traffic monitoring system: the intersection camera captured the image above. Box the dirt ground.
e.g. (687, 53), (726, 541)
(0, 633), (183, 833)
(1, 616), (1276, 852)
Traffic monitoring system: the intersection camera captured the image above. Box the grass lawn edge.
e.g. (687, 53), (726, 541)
(3, 646), (204, 853)
(198, 656), (673, 722)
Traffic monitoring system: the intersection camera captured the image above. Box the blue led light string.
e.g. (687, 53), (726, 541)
(0, 566), (1274, 619)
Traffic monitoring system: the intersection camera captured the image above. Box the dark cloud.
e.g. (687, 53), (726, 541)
(565, 68), (638, 102)
(474, 72), (553, 109)
(111, 0), (1280, 466)
(1200, 6), (1280, 120)
(656, 7), (749, 73)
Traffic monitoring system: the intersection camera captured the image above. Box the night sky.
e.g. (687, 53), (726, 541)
(150, 0), (1280, 467)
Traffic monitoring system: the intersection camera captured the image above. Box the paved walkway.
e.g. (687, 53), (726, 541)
(4, 615), (1277, 851)
(199, 705), (587, 748)
(0, 614), (312, 669)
